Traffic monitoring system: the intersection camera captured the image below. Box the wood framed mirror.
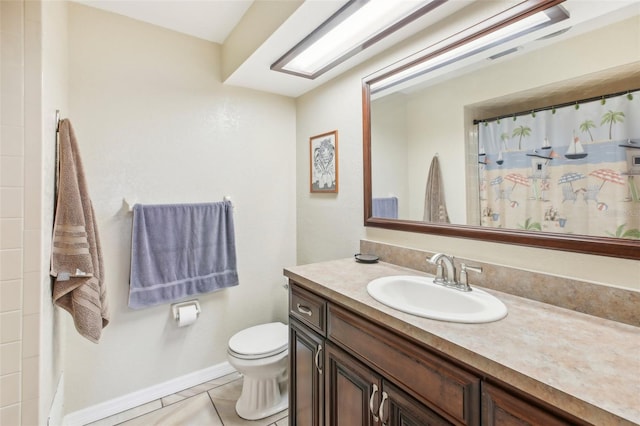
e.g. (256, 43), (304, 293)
(362, 0), (640, 260)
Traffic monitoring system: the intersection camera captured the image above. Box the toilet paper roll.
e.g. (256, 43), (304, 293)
(176, 304), (198, 327)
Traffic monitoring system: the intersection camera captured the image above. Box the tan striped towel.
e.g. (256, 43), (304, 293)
(423, 155), (450, 223)
(51, 119), (109, 343)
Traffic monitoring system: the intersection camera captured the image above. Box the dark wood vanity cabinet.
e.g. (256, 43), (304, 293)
(289, 281), (580, 426)
(325, 342), (452, 426)
(327, 303), (479, 426)
(289, 281), (473, 426)
(289, 285), (328, 426)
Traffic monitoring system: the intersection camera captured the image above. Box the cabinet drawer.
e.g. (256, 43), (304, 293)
(290, 283), (326, 335)
(482, 382), (581, 426)
(328, 304), (480, 426)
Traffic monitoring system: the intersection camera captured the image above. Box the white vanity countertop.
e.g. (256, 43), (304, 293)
(284, 258), (640, 426)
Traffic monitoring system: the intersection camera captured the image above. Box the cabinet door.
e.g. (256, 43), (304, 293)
(325, 342), (381, 426)
(328, 304), (480, 425)
(482, 382), (577, 426)
(383, 381), (454, 426)
(290, 319), (324, 426)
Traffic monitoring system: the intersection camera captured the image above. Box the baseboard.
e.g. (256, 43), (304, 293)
(63, 362), (235, 426)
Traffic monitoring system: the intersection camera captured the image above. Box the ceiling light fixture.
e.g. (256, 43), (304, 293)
(369, 3), (570, 94)
(271, 0), (447, 79)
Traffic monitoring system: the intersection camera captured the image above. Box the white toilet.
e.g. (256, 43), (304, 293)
(227, 322), (289, 420)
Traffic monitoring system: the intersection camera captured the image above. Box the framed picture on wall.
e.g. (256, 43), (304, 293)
(310, 130), (339, 193)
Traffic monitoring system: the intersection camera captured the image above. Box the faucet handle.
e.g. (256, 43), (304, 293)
(459, 263), (482, 290)
(461, 263), (482, 274)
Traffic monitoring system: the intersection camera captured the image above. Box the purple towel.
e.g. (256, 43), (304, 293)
(372, 197), (398, 219)
(128, 201), (238, 309)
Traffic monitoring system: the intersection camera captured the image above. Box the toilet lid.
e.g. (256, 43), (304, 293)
(229, 322), (288, 358)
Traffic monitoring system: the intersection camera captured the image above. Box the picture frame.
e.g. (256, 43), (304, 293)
(310, 130), (339, 193)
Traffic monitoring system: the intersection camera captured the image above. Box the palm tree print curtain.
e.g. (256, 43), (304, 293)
(478, 90), (640, 239)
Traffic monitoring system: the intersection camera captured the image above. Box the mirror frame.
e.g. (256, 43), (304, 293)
(362, 0), (640, 260)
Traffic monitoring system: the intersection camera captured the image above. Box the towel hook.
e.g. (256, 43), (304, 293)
(123, 198), (136, 212)
(223, 195), (235, 210)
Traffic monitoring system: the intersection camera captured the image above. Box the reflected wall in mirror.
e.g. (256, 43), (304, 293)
(364, 0), (640, 259)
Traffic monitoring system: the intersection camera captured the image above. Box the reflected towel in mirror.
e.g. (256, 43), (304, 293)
(373, 197), (398, 219)
(423, 156), (450, 223)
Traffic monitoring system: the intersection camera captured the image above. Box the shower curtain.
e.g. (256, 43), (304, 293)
(478, 90), (640, 239)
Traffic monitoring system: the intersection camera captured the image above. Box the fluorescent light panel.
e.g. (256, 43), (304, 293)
(271, 0), (446, 79)
(370, 4), (569, 93)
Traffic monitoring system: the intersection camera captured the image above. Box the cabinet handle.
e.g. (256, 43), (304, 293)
(378, 391), (389, 426)
(314, 344), (323, 375)
(296, 303), (313, 316)
(369, 383), (380, 422)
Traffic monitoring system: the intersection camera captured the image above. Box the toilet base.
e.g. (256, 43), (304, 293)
(235, 375), (288, 420)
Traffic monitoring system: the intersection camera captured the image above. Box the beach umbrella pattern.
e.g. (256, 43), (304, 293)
(504, 173), (530, 190)
(557, 172), (586, 191)
(589, 169), (625, 189)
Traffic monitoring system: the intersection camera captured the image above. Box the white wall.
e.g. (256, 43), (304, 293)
(295, 72), (365, 265)
(296, 7), (640, 289)
(64, 3), (296, 412)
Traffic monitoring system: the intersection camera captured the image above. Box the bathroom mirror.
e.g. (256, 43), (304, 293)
(363, 0), (640, 260)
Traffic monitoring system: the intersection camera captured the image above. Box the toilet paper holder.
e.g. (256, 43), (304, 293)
(171, 300), (201, 323)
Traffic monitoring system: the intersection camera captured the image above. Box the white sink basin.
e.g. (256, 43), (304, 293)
(367, 275), (507, 323)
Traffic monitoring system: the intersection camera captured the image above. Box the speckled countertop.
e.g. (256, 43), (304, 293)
(284, 258), (640, 426)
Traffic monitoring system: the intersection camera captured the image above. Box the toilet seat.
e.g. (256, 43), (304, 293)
(228, 322), (288, 360)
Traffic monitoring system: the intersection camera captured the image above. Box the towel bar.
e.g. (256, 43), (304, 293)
(123, 197), (233, 212)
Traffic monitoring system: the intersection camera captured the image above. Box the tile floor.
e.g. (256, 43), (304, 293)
(85, 372), (288, 426)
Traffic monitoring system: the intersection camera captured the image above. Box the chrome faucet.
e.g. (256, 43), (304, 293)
(428, 253), (482, 292)
(428, 253), (456, 285)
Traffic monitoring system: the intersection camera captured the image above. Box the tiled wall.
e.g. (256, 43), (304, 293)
(1, 1), (43, 424)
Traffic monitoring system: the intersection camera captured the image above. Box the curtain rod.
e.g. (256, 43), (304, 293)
(473, 87), (639, 125)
